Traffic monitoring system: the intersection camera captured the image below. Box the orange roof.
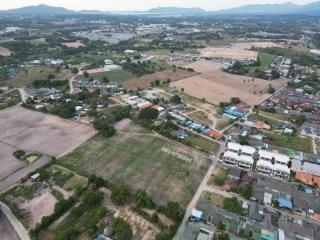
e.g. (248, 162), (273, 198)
(313, 176), (320, 186)
(313, 213), (320, 221)
(208, 129), (223, 139)
(254, 121), (271, 130)
(141, 102), (154, 109)
(295, 171), (314, 185)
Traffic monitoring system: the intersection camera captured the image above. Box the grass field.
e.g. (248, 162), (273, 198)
(188, 111), (211, 126)
(186, 133), (219, 153)
(245, 52), (274, 72)
(7, 66), (72, 87)
(58, 123), (210, 206)
(76, 69), (135, 82)
(248, 113), (283, 127)
(266, 134), (313, 153)
(25, 154), (39, 164)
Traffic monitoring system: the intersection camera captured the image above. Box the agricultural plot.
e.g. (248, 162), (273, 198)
(0, 46), (12, 56)
(0, 107), (96, 157)
(0, 89), (22, 110)
(7, 66), (72, 87)
(170, 61), (288, 106)
(122, 69), (198, 90)
(233, 41), (282, 50)
(77, 69), (135, 82)
(199, 47), (258, 61)
(59, 121), (211, 207)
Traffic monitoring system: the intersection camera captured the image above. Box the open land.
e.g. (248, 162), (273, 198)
(232, 41), (282, 50)
(77, 69), (136, 82)
(0, 211), (20, 240)
(170, 61), (288, 105)
(7, 66), (72, 87)
(59, 120), (211, 207)
(62, 40), (84, 48)
(0, 107), (96, 157)
(0, 46), (12, 56)
(122, 69), (198, 90)
(199, 47), (258, 61)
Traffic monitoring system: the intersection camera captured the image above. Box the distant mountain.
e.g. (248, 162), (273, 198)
(1, 1), (320, 16)
(6, 4), (75, 15)
(212, 1), (320, 15)
(146, 7), (206, 15)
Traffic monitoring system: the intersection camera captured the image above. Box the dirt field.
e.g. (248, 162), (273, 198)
(20, 189), (57, 229)
(0, 46), (12, 56)
(232, 41), (282, 50)
(0, 211), (20, 240)
(59, 120), (210, 207)
(199, 47), (258, 61)
(0, 107), (96, 157)
(0, 142), (26, 181)
(122, 69), (198, 90)
(62, 40), (84, 48)
(114, 207), (160, 240)
(170, 61), (288, 106)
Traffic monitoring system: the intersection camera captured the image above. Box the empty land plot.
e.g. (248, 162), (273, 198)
(62, 40), (84, 48)
(0, 212), (20, 240)
(122, 69), (198, 90)
(199, 47), (258, 61)
(59, 123), (210, 207)
(77, 69), (135, 82)
(0, 142), (26, 181)
(0, 46), (12, 56)
(170, 61), (288, 105)
(7, 66), (72, 87)
(0, 107), (96, 157)
(233, 41), (282, 50)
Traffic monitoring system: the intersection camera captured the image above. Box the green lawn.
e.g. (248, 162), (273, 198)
(77, 69), (135, 82)
(266, 134), (313, 153)
(186, 133), (219, 153)
(7, 66), (72, 87)
(58, 125), (210, 206)
(25, 154), (39, 163)
(245, 52), (274, 72)
(248, 113), (283, 128)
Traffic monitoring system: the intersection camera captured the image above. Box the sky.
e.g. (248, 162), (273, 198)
(0, 0), (317, 11)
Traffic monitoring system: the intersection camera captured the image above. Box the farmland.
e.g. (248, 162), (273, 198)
(59, 121), (211, 207)
(76, 69), (135, 82)
(122, 69), (198, 90)
(7, 66), (72, 87)
(170, 61), (288, 105)
(0, 107), (96, 157)
(199, 47), (258, 61)
(0, 46), (12, 56)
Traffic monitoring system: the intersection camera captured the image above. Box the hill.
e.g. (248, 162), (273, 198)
(5, 4), (75, 15)
(146, 7), (206, 15)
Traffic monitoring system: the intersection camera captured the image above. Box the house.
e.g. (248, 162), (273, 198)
(264, 192), (273, 205)
(278, 198), (293, 210)
(208, 129), (223, 139)
(191, 208), (202, 221)
(249, 202), (263, 222)
(228, 167), (242, 181)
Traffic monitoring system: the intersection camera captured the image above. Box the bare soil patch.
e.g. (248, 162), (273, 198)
(62, 40), (84, 48)
(0, 107), (96, 157)
(233, 41), (282, 50)
(170, 61), (288, 106)
(199, 47), (258, 61)
(122, 69), (197, 90)
(0, 142), (26, 181)
(19, 189), (57, 229)
(0, 46), (12, 56)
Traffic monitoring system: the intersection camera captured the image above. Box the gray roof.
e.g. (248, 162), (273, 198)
(302, 162), (320, 176)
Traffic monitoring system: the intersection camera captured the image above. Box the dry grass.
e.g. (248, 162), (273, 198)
(0, 46), (12, 56)
(201, 191), (225, 208)
(199, 47), (258, 61)
(0, 107), (96, 157)
(122, 69), (197, 90)
(62, 40), (84, 48)
(170, 61), (288, 106)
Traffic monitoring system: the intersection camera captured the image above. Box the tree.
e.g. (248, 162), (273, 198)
(170, 95), (181, 104)
(13, 149), (26, 160)
(154, 79), (160, 86)
(102, 76), (109, 83)
(113, 218), (132, 240)
(111, 182), (132, 205)
(267, 84), (276, 94)
(181, 88), (184, 93)
(93, 117), (116, 137)
(84, 71), (89, 78)
(139, 108), (159, 121)
(81, 191), (104, 206)
(133, 189), (154, 208)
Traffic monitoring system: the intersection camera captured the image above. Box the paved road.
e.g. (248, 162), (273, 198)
(0, 202), (30, 240)
(173, 141), (226, 240)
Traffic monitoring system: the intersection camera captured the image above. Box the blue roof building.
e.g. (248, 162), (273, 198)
(278, 198), (293, 210)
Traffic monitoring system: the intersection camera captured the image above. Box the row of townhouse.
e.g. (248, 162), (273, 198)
(222, 142), (291, 180)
